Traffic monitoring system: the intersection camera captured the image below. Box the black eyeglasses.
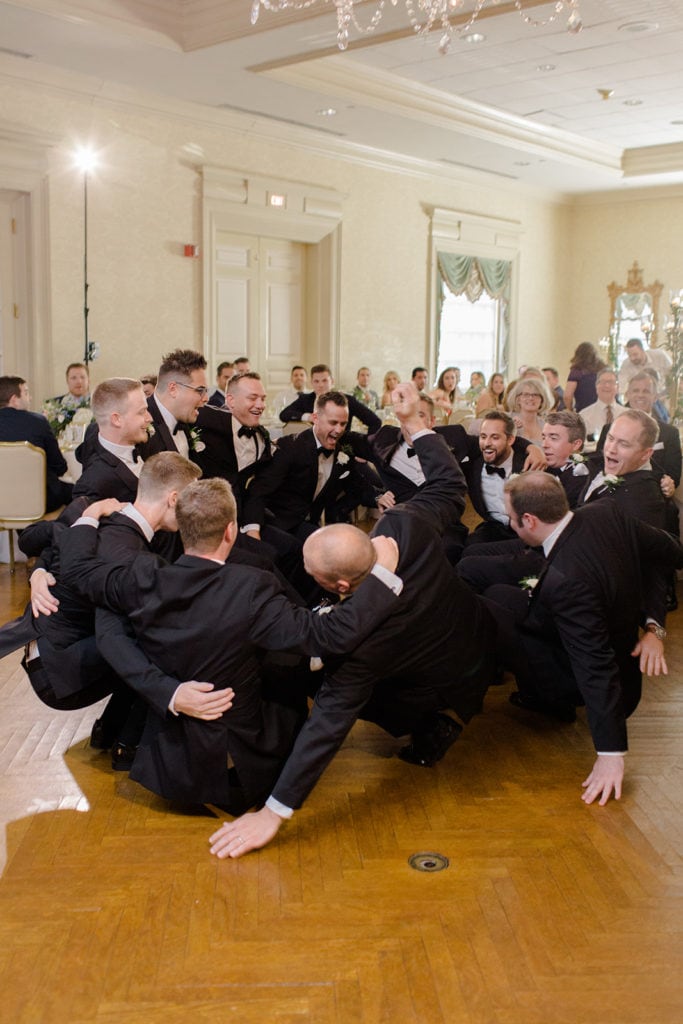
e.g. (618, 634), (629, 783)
(173, 380), (209, 398)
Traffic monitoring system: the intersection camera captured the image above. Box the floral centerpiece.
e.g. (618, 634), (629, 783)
(42, 394), (92, 439)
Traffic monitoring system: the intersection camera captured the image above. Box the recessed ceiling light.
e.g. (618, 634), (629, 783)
(623, 98), (643, 106)
(671, 119), (683, 126)
(462, 32), (485, 44)
(618, 21), (659, 33)
(316, 108), (337, 117)
(536, 64), (556, 72)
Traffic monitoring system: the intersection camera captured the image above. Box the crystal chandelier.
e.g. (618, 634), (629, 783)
(251, 0), (583, 54)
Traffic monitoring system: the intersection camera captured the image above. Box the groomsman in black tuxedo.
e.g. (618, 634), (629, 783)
(243, 391), (378, 545)
(208, 383), (500, 860)
(484, 472), (682, 806)
(279, 363), (381, 434)
(0, 375), (72, 512)
(58, 477), (402, 812)
(463, 411), (543, 544)
(143, 348), (210, 461)
(541, 410), (589, 508)
(73, 377), (152, 504)
(207, 360), (234, 408)
(576, 408), (665, 528)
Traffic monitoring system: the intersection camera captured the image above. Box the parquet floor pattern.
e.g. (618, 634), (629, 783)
(1, 564), (682, 1023)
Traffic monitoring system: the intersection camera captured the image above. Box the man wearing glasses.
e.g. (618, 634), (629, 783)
(144, 349), (211, 460)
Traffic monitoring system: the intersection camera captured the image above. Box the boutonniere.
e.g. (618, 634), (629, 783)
(569, 452), (589, 476)
(189, 426), (206, 453)
(603, 474), (624, 492)
(146, 423), (156, 438)
(519, 575), (540, 592)
(336, 444), (354, 466)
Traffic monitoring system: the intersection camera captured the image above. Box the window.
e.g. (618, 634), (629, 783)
(437, 283), (505, 384)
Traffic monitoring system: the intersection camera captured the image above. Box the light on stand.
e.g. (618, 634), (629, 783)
(73, 146), (99, 368)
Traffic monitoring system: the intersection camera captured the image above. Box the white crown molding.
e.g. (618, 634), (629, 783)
(6, 0), (184, 49)
(0, 56), (577, 204)
(257, 55), (624, 177)
(570, 182), (683, 207)
(623, 142), (683, 179)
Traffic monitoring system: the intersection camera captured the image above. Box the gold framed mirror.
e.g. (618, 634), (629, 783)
(607, 261), (663, 347)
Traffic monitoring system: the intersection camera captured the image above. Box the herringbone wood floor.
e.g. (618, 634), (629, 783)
(1, 556), (682, 1023)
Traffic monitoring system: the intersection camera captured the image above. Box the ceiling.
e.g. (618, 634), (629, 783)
(1, 0), (683, 196)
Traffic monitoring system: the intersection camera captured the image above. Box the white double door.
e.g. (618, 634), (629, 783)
(213, 231), (306, 397)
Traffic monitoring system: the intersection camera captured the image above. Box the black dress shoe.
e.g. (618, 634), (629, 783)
(509, 690), (576, 723)
(90, 717), (115, 750)
(398, 713), (463, 767)
(111, 742), (137, 772)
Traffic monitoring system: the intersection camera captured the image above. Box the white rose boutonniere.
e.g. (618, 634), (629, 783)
(337, 450), (350, 466)
(146, 423), (156, 438)
(189, 427), (206, 453)
(603, 474), (624, 492)
(519, 575), (540, 593)
(569, 452), (589, 476)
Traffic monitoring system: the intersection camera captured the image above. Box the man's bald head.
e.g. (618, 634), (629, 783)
(303, 524), (376, 594)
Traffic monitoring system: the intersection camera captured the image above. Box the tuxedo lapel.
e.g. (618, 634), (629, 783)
(147, 395), (176, 452)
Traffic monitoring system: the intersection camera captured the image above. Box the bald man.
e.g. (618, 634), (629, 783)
(210, 382), (497, 859)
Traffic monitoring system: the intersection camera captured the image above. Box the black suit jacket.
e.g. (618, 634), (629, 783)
(243, 428), (377, 532)
(190, 406), (273, 500)
(279, 391), (381, 433)
(462, 443), (531, 522)
(0, 406), (71, 512)
(577, 458), (666, 528)
(508, 502), (683, 750)
(545, 463), (589, 509)
(596, 414), (682, 487)
(58, 529), (398, 806)
(72, 440), (140, 504)
(269, 431), (497, 810)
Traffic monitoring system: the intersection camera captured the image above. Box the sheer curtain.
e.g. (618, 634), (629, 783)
(436, 253), (511, 376)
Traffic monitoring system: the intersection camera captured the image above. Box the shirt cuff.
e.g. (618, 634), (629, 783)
(240, 524), (260, 535)
(596, 751), (627, 756)
(370, 562), (403, 595)
(265, 795), (294, 819)
(72, 516), (100, 529)
(168, 685), (182, 716)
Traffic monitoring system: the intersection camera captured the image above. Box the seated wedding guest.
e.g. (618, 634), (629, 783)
(543, 366), (565, 410)
(234, 356), (251, 373)
(411, 366), (429, 393)
(43, 362), (91, 436)
(576, 409), (665, 528)
(0, 375), (72, 512)
(429, 366), (460, 416)
(475, 372), (506, 416)
(464, 371), (486, 405)
(59, 477), (401, 812)
(563, 342), (606, 412)
(508, 376), (553, 444)
(642, 367), (670, 423)
(484, 472), (681, 806)
(207, 361), (235, 408)
(207, 384), (500, 860)
(139, 374), (157, 398)
(352, 367), (379, 409)
(380, 370), (401, 409)
(578, 368), (619, 440)
(244, 391), (378, 546)
(618, 337), (672, 399)
(541, 410), (588, 508)
(279, 363), (380, 433)
(461, 410), (546, 545)
(273, 365), (308, 413)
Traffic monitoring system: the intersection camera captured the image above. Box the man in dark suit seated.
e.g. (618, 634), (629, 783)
(206, 360), (234, 408)
(243, 390), (378, 547)
(58, 477), (402, 812)
(208, 384), (499, 860)
(483, 472), (682, 806)
(463, 410), (544, 545)
(73, 377), (152, 504)
(0, 453), (201, 765)
(576, 408), (665, 528)
(0, 375), (72, 511)
(279, 363), (381, 434)
(541, 409), (589, 508)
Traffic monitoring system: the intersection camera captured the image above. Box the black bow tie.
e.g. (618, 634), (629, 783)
(318, 448), (334, 459)
(406, 447), (416, 458)
(172, 423), (183, 435)
(132, 449), (140, 463)
(485, 464), (506, 478)
(238, 425), (257, 439)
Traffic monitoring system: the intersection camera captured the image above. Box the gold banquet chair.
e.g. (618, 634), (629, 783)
(0, 441), (47, 574)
